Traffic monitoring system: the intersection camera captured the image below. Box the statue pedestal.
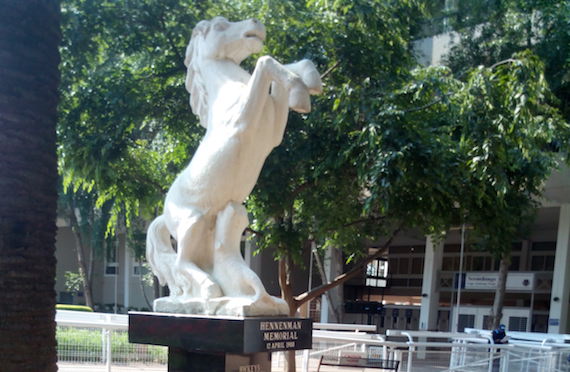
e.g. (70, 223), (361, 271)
(128, 312), (313, 372)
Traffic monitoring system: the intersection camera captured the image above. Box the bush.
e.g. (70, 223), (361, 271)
(57, 304), (94, 312)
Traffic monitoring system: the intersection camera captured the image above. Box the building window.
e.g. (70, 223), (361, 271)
(509, 256), (521, 271)
(531, 242), (556, 251)
(411, 257), (424, 274)
(366, 259), (388, 287)
(531, 254), (555, 271)
(398, 258), (409, 275)
(133, 261), (149, 276)
(509, 317), (528, 332)
(105, 245), (118, 276)
(458, 314), (475, 332)
(442, 256), (459, 271)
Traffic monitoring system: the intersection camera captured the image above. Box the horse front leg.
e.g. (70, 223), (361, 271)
(284, 60), (323, 95)
(241, 56), (311, 125)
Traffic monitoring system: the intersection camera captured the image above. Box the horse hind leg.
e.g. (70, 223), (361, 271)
(212, 202), (267, 299)
(211, 203), (290, 316)
(175, 214), (223, 299)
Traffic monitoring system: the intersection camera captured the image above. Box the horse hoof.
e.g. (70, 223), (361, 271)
(293, 60), (323, 95)
(202, 280), (223, 298)
(301, 68), (322, 95)
(289, 83), (311, 113)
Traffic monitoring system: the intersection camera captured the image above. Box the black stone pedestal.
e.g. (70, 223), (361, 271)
(128, 312), (312, 372)
(168, 347), (271, 372)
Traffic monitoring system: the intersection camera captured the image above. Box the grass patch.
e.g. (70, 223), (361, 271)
(57, 304), (94, 312)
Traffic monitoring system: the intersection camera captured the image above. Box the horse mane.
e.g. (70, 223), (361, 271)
(184, 20), (211, 129)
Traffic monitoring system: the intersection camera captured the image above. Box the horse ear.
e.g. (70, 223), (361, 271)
(185, 20), (210, 67)
(185, 20), (211, 129)
(184, 40), (194, 68)
(184, 40), (194, 94)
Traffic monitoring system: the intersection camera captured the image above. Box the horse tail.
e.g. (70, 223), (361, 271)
(146, 215), (174, 286)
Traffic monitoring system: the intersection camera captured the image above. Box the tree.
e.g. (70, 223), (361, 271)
(445, 0), (570, 328)
(0, 1), (61, 371)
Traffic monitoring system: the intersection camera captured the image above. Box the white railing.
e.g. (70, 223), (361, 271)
(56, 312), (570, 372)
(291, 327), (570, 372)
(56, 310), (166, 372)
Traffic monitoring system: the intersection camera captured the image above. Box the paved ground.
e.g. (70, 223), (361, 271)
(58, 364), (166, 372)
(59, 355), (448, 371)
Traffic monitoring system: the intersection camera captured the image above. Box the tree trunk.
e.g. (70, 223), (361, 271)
(68, 204), (94, 308)
(279, 255), (297, 372)
(0, 1), (61, 371)
(138, 260), (152, 309)
(490, 254), (510, 329)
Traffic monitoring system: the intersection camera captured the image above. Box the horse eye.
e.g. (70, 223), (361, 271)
(214, 21), (230, 31)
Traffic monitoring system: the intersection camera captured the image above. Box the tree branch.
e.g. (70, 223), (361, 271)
(157, 14), (186, 72)
(295, 223), (403, 306)
(490, 58), (517, 70)
(291, 180), (313, 199)
(403, 92), (454, 113)
(245, 226), (264, 236)
(321, 60), (341, 80)
(340, 215), (387, 229)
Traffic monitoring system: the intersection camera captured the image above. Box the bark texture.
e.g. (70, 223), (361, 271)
(0, 1), (61, 371)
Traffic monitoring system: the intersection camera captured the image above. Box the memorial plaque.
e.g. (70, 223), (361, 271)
(244, 318), (312, 353)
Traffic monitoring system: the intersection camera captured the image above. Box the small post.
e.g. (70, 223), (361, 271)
(105, 328), (112, 372)
(301, 349), (310, 372)
(101, 329), (106, 363)
(406, 345), (414, 372)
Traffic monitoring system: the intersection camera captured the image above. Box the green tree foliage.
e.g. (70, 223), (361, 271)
(446, 0), (570, 125)
(443, 0), (570, 327)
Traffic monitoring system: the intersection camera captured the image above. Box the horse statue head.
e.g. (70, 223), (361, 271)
(184, 17), (267, 128)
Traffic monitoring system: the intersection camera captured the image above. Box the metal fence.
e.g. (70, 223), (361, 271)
(56, 310), (167, 371)
(56, 310), (570, 372)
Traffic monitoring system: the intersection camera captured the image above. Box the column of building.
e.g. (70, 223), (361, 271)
(548, 204), (570, 334)
(419, 235), (444, 331)
(320, 246), (343, 323)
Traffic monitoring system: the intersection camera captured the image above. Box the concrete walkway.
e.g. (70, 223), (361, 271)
(58, 363), (166, 372)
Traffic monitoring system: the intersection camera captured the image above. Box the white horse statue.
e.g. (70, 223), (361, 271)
(146, 16), (322, 316)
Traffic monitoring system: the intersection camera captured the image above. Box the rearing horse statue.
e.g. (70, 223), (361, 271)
(146, 16), (322, 316)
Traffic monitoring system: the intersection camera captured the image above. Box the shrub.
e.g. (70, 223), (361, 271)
(57, 304), (94, 312)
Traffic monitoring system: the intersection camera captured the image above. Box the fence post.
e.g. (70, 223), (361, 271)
(407, 344), (414, 372)
(301, 349), (310, 372)
(101, 329), (106, 363)
(105, 328), (112, 372)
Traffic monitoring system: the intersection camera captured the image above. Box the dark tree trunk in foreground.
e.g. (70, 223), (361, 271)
(0, 1), (61, 371)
